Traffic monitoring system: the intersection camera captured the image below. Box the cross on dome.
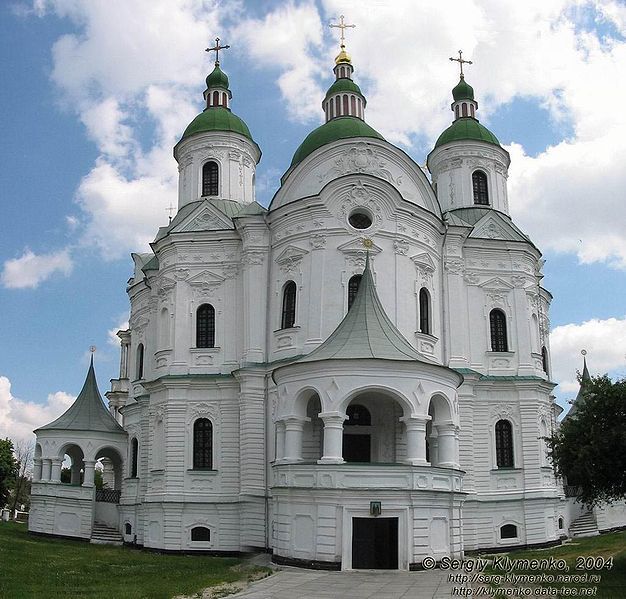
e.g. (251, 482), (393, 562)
(449, 49), (473, 78)
(205, 36), (230, 66)
(329, 15), (355, 48)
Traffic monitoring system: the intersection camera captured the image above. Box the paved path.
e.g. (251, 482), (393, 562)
(232, 568), (456, 599)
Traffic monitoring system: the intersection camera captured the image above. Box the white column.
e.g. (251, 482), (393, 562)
(401, 416), (430, 465)
(33, 458), (42, 482)
(82, 460), (96, 487)
(283, 417), (307, 462)
(275, 421), (286, 462)
(318, 412), (346, 464)
(41, 459), (51, 482)
(428, 432), (439, 466)
(70, 463), (81, 485)
(50, 458), (63, 483)
(436, 423), (459, 468)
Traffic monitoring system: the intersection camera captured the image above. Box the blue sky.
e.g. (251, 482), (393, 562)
(1, 0), (625, 440)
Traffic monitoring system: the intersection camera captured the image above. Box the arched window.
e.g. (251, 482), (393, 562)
(462, 103), (468, 117)
(345, 404), (371, 426)
(419, 288), (431, 334)
(495, 419), (514, 468)
(348, 274), (362, 310)
(202, 161), (219, 196)
(558, 517), (564, 530)
(350, 95), (356, 115)
(212, 90), (219, 106)
(136, 343), (144, 379)
(500, 524), (518, 539)
(125, 523), (132, 535)
(335, 96), (341, 116)
(542, 346), (549, 375)
(196, 304), (215, 348)
(472, 170), (489, 205)
(343, 94), (349, 115)
(191, 526), (211, 541)
(193, 418), (213, 469)
(490, 309), (508, 352)
(130, 438), (138, 478)
(281, 281), (296, 329)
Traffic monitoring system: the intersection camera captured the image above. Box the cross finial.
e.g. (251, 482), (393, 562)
(89, 345), (96, 354)
(329, 15), (355, 47)
(166, 201), (176, 224)
(449, 49), (473, 78)
(205, 37), (230, 67)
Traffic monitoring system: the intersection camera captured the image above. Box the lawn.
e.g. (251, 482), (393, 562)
(482, 531), (626, 598)
(0, 521), (269, 599)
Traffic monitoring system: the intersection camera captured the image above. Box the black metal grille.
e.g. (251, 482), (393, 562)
(96, 489), (121, 503)
(202, 161), (219, 196)
(495, 419), (514, 468)
(472, 171), (489, 205)
(281, 281), (296, 329)
(193, 418), (213, 469)
(348, 275), (362, 310)
(196, 304), (215, 348)
(490, 309), (508, 352)
(419, 288), (430, 334)
(130, 438), (138, 477)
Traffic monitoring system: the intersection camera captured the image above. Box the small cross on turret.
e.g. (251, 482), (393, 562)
(449, 49), (473, 78)
(205, 37), (230, 66)
(329, 15), (355, 48)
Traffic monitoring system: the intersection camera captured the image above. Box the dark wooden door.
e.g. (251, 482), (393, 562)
(343, 434), (371, 462)
(351, 517), (398, 569)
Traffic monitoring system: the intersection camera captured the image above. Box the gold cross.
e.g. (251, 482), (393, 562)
(329, 15), (355, 46)
(449, 49), (473, 78)
(205, 37), (230, 66)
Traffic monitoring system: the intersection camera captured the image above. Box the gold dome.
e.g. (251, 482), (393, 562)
(334, 44), (352, 65)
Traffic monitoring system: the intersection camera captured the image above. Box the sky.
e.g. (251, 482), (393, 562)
(1, 0), (626, 442)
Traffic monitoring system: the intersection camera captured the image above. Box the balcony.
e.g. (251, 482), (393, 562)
(272, 462), (464, 493)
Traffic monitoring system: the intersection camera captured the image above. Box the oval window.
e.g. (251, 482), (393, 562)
(348, 210), (372, 230)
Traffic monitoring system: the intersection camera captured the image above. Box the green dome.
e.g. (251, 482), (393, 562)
(290, 117), (384, 167)
(324, 78), (363, 100)
(206, 65), (229, 89)
(452, 77), (474, 101)
(434, 117), (500, 149)
(180, 107), (256, 145)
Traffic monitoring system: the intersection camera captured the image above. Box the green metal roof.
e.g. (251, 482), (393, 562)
(36, 358), (124, 434)
(290, 117), (384, 167)
(324, 78), (363, 100)
(452, 77), (474, 101)
(206, 65), (229, 89)
(179, 107), (257, 147)
(434, 117), (500, 149)
(296, 256), (425, 363)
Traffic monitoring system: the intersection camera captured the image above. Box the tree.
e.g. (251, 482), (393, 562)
(549, 374), (626, 506)
(0, 438), (18, 507)
(10, 441), (33, 512)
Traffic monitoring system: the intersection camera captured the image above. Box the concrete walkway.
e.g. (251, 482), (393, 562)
(231, 568), (456, 599)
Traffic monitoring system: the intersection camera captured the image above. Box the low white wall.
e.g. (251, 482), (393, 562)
(95, 502), (120, 529)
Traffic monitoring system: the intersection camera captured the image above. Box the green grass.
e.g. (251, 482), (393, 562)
(482, 531), (626, 598)
(0, 522), (270, 599)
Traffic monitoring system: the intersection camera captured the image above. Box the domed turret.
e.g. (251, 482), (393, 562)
(173, 38), (261, 207)
(427, 52), (510, 214)
(289, 17), (383, 168)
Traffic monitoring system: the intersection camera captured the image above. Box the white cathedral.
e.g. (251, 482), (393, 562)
(29, 37), (578, 569)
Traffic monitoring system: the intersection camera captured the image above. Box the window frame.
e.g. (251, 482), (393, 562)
(347, 274), (362, 310)
(489, 309), (508, 352)
(280, 281), (297, 329)
(472, 170), (489, 205)
(130, 437), (139, 478)
(201, 160), (219, 197)
(418, 287), (431, 335)
(136, 343), (144, 380)
(192, 417), (213, 470)
(495, 419), (514, 468)
(196, 303), (216, 348)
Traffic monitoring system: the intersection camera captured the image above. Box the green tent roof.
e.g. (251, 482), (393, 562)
(434, 117), (500, 149)
(452, 77), (474, 101)
(290, 117), (384, 167)
(324, 78), (363, 100)
(36, 358), (124, 433)
(179, 107), (257, 148)
(296, 256), (426, 363)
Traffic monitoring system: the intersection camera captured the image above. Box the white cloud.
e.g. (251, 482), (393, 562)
(107, 315), (129, 347)
(1, 249), (73, 289)
(550, 316), (626, 398)
(0, 376), (75, 442)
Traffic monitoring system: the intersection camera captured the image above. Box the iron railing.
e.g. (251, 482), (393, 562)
(95, 489), (121, 503)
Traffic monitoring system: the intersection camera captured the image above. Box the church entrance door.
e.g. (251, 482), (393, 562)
(351, 517), (398, 569)
(343, 434), (370, 462)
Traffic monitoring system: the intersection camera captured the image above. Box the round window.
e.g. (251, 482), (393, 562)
(348, 210), (372, 230)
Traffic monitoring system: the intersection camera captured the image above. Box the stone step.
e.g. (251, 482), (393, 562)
(91, 522), (123, 545)
(570, 512), (599, 538)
